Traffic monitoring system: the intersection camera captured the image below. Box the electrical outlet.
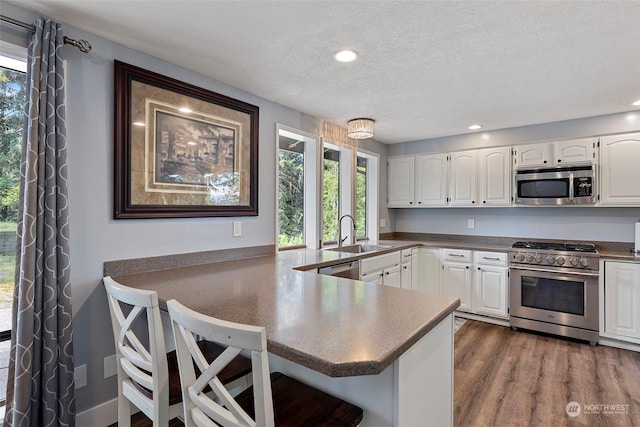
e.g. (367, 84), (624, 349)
(74, 364), (87, 389)
(233, 221), (242, 237)
(380, 218), (386, 228)
(104, 354), (117, 379)
(467, 219), (475, 229)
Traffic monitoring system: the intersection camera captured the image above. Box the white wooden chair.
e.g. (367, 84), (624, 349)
(103, 276), (251, 426)
(167, 298), (364, 427)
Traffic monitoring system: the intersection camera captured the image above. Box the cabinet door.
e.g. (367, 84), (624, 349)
(553, 138), (596, 165)
(605, 261), (640, 340)
(441, 262), (472, 312)
(474, 266), (508, 318)
(383, 264), (402, 288)
(412, 248), (441, 295)
(600, 133), (640, 206)
(514, 143), (551, 169)
(388, 157), (415, 207)
(401, 262), (411, 289)
(415, 153), (449, 206)
(478, 147), (511, 206)
(449, 151), (477, 206)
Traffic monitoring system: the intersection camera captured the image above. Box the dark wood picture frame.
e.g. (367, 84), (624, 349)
(114, 60), (259, 218)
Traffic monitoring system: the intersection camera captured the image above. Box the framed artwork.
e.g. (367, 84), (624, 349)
(113, 60), (259, 218)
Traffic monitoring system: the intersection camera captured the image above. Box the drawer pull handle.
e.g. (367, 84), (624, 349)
(448, 254), (465, 257)
(482, 257), (501, 261)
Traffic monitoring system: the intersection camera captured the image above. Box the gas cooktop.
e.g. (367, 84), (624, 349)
(512, 241), (597, 253)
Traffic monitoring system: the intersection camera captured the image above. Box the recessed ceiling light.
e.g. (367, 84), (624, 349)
(334, 49), (358, 63)
(632, 99), (640, 106)
(133, 121), (145, 127)
(179, 107), (193, 113)
(468, 124), (483, 130)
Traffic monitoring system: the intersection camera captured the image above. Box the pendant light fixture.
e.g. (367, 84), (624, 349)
(347, 118), (375, 139)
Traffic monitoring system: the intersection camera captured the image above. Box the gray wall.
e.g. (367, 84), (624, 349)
(386, 113), (640, 242)
(1, 2), (389, 413)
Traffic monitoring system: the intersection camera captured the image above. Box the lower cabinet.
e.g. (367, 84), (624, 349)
(603, 260), (640, 342)
(412, 248), (442, 295)
(360, 251), (402, 287)
(441, 249), (509, 319)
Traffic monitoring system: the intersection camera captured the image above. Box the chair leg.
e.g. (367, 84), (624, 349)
(117, 394), (131, 427)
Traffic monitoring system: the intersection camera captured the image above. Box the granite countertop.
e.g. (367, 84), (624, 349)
(112, 245), (459, 378)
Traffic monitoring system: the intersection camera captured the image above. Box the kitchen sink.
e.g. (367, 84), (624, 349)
(326, 244), (391, 254)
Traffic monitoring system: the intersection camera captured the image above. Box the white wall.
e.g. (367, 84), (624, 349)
(386, 112), (640, 242)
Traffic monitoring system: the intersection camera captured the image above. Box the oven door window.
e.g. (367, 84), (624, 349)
(517, 179), (569, 198)
(521, 276), (584, 315)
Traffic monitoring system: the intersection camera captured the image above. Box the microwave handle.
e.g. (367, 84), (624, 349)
(569, 173), (574, 201)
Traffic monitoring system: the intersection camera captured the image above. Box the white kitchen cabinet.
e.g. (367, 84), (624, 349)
(514, 138), (597, 169)
(600, 133), (640, 206)
(477, 146), (512, 206)
(400, 249), (413, 289)
(514, 143), (551, 169)
(604, 261), (640, 341)
(387, 157), (415, 207)
(553, 138), (596, 165)
(441, 249), (472, 312)
(473, 251), (509, 319)
(412, 248), (442, 295)
(415, 153), (449, 206)
(449, 151), (477, 206)
(360, 251), (402, 287)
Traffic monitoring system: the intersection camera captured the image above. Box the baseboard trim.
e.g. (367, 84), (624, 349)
(454, 311), (510, 327)
(76, 398), (118, 427)
(598, 336), (640, 352)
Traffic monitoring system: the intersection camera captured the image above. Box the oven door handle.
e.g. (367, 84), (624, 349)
(510, 265), (600, 277)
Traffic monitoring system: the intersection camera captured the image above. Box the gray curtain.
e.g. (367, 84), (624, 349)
(4, 18), (74, 427)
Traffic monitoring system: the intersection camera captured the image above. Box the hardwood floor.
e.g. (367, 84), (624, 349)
(455, 320), (640, 427)
(111, 320), (640, 427)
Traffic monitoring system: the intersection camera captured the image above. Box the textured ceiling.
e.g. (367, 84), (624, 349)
(6, 0), (640, 144)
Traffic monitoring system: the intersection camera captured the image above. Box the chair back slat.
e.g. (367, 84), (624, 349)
(167, 299), (274, 427)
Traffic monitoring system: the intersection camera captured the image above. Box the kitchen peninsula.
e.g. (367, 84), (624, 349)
(107, 244), (460, 427)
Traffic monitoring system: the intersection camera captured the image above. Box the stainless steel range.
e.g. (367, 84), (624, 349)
(509, 241), (600, 344)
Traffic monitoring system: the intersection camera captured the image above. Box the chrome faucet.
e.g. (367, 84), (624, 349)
(338, 214), (356, 247)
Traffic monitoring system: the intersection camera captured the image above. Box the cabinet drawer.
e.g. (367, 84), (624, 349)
(360, 251), (401, 274)
(474, 251), (508, 266)
(443, 249), (472, 263)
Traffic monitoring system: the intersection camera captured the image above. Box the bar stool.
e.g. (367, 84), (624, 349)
(167, 299), (364, 427)
(103, 276), (252, 426)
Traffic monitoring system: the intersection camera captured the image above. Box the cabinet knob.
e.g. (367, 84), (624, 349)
(558, 159), (562, 163)
(418, 201), (422, 204)
(543, 160), (547, 164)
(483, 201), (486, 204)
(472, 201), (475, 204)
(409, 201), (413, 204)
(466, 266), (470, 269)
(477, 267), (481, 270)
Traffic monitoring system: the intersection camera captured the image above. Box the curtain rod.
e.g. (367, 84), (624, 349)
(0, 14), (92, 53)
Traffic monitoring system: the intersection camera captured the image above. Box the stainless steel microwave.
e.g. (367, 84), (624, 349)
(514, 165), (597, 205)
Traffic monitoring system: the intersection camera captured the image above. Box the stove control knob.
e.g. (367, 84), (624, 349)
(534, 255), (543, 263)
(556, 257), (566, 266)
(516, 253), (525, 262)
(580, 258), (590, 268)
(525, 254), (534, 262)
(547, 256), (556, 264)
(570, 257), (579, 266)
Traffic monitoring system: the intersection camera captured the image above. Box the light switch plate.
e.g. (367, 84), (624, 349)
(74, 364), (87, 389)
(104, 354), (117, 379)
(233, 221), (242, 237)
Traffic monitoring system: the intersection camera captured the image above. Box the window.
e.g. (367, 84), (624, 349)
(278, 134), (305, 247)
(0, 51), (27, 411)
(277, 127), (319, 249)
(322, 146), (341, 244)
(355, 155), (367, 240)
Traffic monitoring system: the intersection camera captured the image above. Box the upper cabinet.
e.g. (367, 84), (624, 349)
(415, 153), (449, 206)
(387, 156), (415, 207)
(449, 151), (477, 206)
(514, 138), (596, 169)
(388, 154), (449, 207)
(600, 132), (640, 206)
(477, 147), (512, 206)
